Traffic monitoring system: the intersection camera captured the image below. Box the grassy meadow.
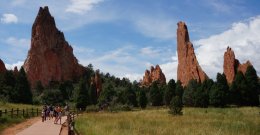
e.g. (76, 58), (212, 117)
(0, 102), (40, 133)
(75, 107), (260, 135)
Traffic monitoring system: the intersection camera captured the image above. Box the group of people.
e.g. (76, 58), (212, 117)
(41, 104), (69, 124)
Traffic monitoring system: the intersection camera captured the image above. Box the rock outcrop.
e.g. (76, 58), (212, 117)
(23, 6), (85, 87)
(0, 59), (6, 73)
(95, 70), (102, 96)
(223, 47), (253, 84)
(13, 66), (19, 75)
(177, 21), (208, 86)
(141, 65), (166, 86)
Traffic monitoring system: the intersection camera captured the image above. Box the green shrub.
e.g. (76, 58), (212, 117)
(86, 105), (99, 112)
(169, 96), (183, 115)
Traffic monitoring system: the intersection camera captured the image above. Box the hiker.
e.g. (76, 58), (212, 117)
(41, 107), (45, 122)
(46, 105), (50, 120)
(49, 105), (54, 119)
(41, 105), (47, 122)
(54, 106), (62, 124)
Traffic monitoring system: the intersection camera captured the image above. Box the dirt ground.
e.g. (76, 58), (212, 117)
(1, 117), (40, 135)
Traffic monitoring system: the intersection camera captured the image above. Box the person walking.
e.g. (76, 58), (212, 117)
(54, 105), (62, 124)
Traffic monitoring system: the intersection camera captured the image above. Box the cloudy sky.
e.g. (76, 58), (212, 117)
(0, 0), (260, 82)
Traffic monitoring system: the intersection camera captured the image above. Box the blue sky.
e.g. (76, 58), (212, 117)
(0, 0), (260, 81)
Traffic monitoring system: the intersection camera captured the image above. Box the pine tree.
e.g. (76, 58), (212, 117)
(169, 96), (183, 115)
(138, 89), (147, 109)
(245, 66), (259, 106)
(75, 78), (89, 110)
(175, 80), (184, 98)
(209, 73), (228, 107)
(89, 83), (97, 105)
(164, 79), (176, 106)
(183, 79), (199, 106)
(15, 67), (32, 104)
(149, 82), (163, 106)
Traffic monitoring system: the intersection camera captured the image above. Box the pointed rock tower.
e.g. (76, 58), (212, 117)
(0, 59), (6, 73)
(177, 21), (208, 86)
(23, 6), (85, 87)
(223, 47), (253, 84)
(141, 65), (166, 87)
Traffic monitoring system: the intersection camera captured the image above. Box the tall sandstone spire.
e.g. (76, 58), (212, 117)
(0, 59), (6, 73)
(177, 21), (208, 86)
(23, 6), (85, 87)
(223, 47), (253, 84)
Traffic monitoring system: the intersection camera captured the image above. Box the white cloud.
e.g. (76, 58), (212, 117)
(66, 0), (104, 14)
(1, 14), (18, 24)
(5, 61), (23, 70)
(194, 16), (260, 79)
(134, 17), (176, 40)
(160, 55), (178, 82)
(140, 47), (160, 57)
(5, 37), (30, 48)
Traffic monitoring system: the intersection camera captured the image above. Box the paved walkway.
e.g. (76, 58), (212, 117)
(16, 117), (66, 135)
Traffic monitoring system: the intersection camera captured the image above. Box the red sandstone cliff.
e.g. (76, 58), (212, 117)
(23, 6), (85, 87)
(223, 47), (253, 84)
(141, 65), (166, 86)
(0, 59), (6, 73)
(177, 21), (208, 86)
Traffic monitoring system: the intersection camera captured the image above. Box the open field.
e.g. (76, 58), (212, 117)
(0, 102), (40, 133)
(75, 107), (260, 135)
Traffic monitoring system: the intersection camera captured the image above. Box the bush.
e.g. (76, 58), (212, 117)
(169, 96), (183, 115)
(108, 104), (132, 112)
(86, 105), (99, 112)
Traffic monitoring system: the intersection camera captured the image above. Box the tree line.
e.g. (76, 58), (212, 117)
(0, 64), (259, 111)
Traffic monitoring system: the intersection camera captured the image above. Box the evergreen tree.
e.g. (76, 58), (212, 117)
(175, 80), (184, 98)
(164, 79), (176, 106)
(41, 89), (64, 105)
(183, 79), (199, 106)
(89, 83), (97, 105)
(98, 83), (116, 106)
(194, 86), (209, 108)
(125, 85), (138, 107)
(75, 78), (89, 110)
(209, 73), (228, 107)
(149, 82), (163, 106)
(138, 89), (147, 109)
(230, 71), (247, 105)
(14, 67), (32, 104)
(245, 66), (259, 106)
(169, 96), (183, 115)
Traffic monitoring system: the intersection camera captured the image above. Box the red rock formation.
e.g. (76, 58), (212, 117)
(0, 59), (6, 73)
(237, 61), (252, 74)
(223, 47), (253, 84)
(177, 21), (208, 86)
(141, 65), (166, 86)
(95, 70), (102, 96)
(23, 6), (85, 87)
(13, 66), (19, 75)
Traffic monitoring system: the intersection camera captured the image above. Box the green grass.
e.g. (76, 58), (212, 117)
(75, 107), (260, 135)
(0, 102), (41, 133)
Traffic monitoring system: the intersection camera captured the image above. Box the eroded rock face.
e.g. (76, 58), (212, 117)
(223, 47), (252, 84)
(23, 6), (85, 87)
(95, 70), (102, 96)
(13, 66), (19, 75)
(177, 21), (208, 86)
(0, 59), (6, 73)
(141, 65), (166, 86)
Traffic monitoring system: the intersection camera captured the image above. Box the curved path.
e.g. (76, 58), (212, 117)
(16, 117), (66, 135)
